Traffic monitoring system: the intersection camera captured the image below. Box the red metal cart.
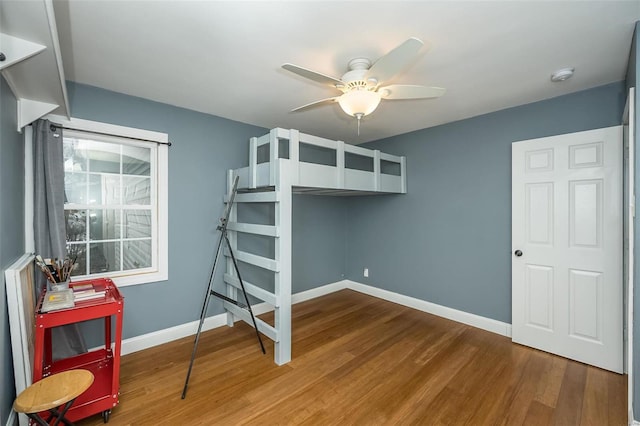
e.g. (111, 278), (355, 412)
(33, 278), (124, 423)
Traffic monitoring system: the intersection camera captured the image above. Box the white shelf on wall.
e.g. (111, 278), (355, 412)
(0, 0), (70, 131)
(0, 33), (46, 71)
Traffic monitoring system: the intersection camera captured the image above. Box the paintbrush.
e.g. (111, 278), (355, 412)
(37, 263), (57, 283)
(54, 258), (61, 281)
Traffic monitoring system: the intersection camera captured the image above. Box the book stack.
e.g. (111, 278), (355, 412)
(72, 282), (107, 302)
(41, 289), (74, 313)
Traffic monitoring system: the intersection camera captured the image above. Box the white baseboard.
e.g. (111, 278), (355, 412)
(345, 280), (512, 338)
(118, 279), (510, 356)
(119, 280), (348, 356)
(120, 310), (229, 355)
(5, 410), (16, 426)
(292, 280), (348, 304)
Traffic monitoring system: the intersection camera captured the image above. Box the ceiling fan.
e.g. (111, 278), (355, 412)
(282, 37), (445, 128)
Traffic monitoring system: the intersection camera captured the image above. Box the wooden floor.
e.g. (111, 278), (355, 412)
(77, 290), (626, 425)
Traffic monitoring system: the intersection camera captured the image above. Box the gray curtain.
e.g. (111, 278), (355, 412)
(33, 119), (87, 359)
(34, 120), (66, 257)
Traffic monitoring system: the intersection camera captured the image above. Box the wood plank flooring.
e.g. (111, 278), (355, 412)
(77, 290), (626, 425)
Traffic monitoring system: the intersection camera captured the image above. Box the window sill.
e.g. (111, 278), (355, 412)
(112, 270), (168, 287)
(71, 270), (167, 288)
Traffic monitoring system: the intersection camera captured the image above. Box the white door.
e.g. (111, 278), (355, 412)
(512, 126), (623, 373)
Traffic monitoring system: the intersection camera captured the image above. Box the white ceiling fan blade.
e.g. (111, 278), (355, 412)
(379, 85), (445, 100)
(366, 37), (424, 83)
(282, 63), (343, 87)
(290, 97), (339, 112)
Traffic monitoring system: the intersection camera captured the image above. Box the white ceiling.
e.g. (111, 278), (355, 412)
(52, 1), (640, 144)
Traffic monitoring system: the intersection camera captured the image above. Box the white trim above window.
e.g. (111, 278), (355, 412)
(46, 115), (169, 144)
(27, 115), (169, 287)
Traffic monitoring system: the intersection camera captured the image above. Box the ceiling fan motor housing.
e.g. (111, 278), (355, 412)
(340, 58), (377, 91)
(346, 80), (369, 90)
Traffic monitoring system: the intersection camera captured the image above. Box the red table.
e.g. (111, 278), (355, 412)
(34, 278), (124, 423)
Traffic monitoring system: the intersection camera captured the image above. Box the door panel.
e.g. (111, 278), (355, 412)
(525, 264), (553, 330)
(569, 179), (602, 248)
(512, 126), (622, 373)
(569, 142), (603, 168)
(568, 269), (602, 342)
(526, 183), (553, 244)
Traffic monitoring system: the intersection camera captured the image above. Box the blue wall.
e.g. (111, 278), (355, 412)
(346, 82), (626, 323)
(627, 20), (640, 422)
(66, 82), (346, 340)
(0, 79), (25, 424)
(292, 195), (346, 292)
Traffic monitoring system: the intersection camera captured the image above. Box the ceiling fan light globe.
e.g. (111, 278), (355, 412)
(338, 90), (382, 117)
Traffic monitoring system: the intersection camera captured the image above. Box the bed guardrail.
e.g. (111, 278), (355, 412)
(239, 128), (406, 193)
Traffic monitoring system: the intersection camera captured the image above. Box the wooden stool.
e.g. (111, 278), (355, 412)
(14, 370), (94, 426)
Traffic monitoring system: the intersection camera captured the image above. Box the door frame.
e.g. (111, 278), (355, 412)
(623, 87), (635, 425)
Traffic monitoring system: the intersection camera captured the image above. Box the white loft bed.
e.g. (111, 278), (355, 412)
(222, 128), (406, 365)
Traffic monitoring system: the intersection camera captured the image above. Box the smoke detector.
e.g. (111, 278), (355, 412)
(550, 68), (575, 82)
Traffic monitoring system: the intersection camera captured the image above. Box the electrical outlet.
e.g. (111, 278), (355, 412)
(364, 268), (369, 278)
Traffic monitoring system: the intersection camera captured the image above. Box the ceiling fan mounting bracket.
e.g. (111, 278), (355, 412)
(347, 58), (371, 71)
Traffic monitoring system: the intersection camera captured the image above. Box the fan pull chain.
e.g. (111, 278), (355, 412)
(356, 113), (363, 136)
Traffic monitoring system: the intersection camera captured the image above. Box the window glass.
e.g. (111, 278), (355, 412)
(123, 145), (151, 176)
(64, 173), (87, 204)
(123, 176), (151, 205)
(63, 131), (156, 280)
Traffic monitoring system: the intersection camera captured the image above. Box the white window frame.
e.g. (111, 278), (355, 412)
(26, 116), (168, 287)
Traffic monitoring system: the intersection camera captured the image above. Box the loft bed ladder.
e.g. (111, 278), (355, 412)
(223, 159), (293, 365)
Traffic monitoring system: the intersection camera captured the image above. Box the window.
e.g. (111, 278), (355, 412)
(35, 117), (169, 287)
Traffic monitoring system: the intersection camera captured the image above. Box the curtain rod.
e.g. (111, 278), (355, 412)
(50, 124), (172, 147)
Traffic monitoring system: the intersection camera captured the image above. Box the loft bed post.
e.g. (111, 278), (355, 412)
(225, 170), (238, 327)
(289, 129), (300, 184)
(374, 149), (381, 191)
(274, 177), (292, 365)
(401, 156), (407, 193)
(273, 129), (293, 365)
(269, 128), (279, 187)
(337, 140), (345, 189)
(249, 137), (257, 189)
